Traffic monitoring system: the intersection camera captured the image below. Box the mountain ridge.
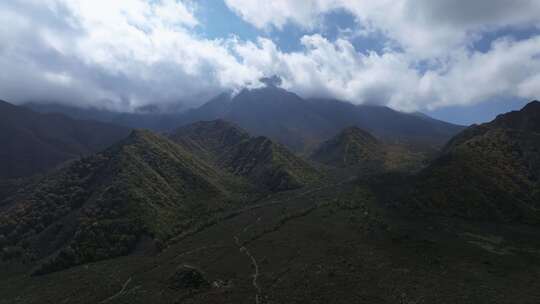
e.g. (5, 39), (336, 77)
(0, 129), (252, 274)
(171, 120), (322, 191)
(311, 126), (384, 168)
(179, 87), (464, 153)
(0, 100), (131, 179)
(23, 87), (465, 153)
(406, 100), (540, 222)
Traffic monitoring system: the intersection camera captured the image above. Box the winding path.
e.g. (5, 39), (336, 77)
(234, 236), (262, 304)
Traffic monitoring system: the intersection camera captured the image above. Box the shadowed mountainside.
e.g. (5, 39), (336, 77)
(406, 101), (540, 222)
(0, 100), (131, 179)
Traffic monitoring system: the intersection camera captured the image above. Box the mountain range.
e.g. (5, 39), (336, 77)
(0, 121), (323, 274)
(26, 85), (464, 153)
(1, 96), (540, 303)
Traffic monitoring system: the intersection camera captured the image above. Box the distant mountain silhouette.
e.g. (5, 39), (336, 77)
(409, 100), (540, 222)
(171, 120), (321, 191)
(180, 87), (464, 153)
(25, 87), (464, 153)
(0, 100), (130, 179)
(25, 102), (186, 131)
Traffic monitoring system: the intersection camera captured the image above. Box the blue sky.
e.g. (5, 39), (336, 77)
(1, 0), (539, 124)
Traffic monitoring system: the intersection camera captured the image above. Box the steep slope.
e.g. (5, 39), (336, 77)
(171, 120), (321, 191)
(311, 126), (385, 169)
(169, 119), (250, 163)
(409, 101), (540, 222)
(0, 100), (131, 179)
(220, 136), (321, 191)
(0, 130), (250, 274)
(311, 126), (428, 174)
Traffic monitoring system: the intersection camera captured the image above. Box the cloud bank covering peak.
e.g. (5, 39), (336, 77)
(1, 0), (539, 113)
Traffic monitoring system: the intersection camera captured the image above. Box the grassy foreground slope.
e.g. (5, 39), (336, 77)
(1, 178), (539, 304)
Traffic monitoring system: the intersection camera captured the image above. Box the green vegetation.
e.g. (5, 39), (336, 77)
(172, 121), (322, 191)
(408, 101), (540, 222)
(0, 130), (252, 274)
(1, 103), (540, 303)
(311, 126), (426, 174)
(311, 126), (384, 168)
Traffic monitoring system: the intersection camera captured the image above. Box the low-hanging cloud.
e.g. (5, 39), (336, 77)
(0, 0), (262, 110)
(0, 0), (539, 112)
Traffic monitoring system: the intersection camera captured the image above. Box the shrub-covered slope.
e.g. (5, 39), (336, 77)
(171, 120), (321, 191)
(409, 101), (540, 222)
(170, 119), (250, 163)
(0, 130), (249, 274)
(311, 126), (385, 168)
(311, 126), (426, 173)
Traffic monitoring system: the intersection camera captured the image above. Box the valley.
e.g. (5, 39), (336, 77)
(3, 2), (540, 303)
(1, 99), (539, 303)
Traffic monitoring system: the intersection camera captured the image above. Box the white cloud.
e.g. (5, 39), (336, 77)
(0, 0), (539, 113)
(0, 0), (261, 110)
(421, 36), (540, 109)
(223, 0), (337, 30)
(225, 0), (540, 57)
(231, 33), (540, 111)
(221, 0), (540, 111)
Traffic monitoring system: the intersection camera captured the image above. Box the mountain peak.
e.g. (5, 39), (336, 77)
(179, 87), (463, 153)
(260, 75), (282, 87)
(522, 100), (540, 112)
(487, 99), (540, 133)
(311, 126), (383, 168)
(171, 120), (320, 192)
(126, 129), (158, 143)
(0, 99), (24, 112)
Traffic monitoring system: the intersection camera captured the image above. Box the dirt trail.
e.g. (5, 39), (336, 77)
(100, 277), (132, 303)
(234, 236), (262, 304)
